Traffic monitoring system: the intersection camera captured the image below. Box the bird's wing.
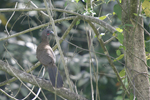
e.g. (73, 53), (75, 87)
(37, 44), (55, 66)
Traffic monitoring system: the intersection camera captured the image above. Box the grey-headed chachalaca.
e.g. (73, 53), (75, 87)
(36, 29), (63, 88)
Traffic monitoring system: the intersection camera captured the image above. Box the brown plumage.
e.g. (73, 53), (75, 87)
(36, 29), (63, 88)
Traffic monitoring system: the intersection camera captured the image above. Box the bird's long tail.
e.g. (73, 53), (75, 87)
(47, 65), (63, 88)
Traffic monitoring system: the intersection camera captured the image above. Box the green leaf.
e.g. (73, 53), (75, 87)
(113, 54), (124, 62)
(116, 27), (123, 33)
(76, 19), (80, 25)
(142, 0), (150, 17)
(116, 50), (121, 56)
(105, 0), (111, 4)
(140, 0), (144, 3)
(119, 45), (126, 50)
(113, 12), (116, 15)
(130, 93), (135, 100)
(112, 32), (116, 36)
(116, 32), (124, 44)
(145, 40), (150, 53)
(113, 4), (122, 20)
(64, 1), (67, 7)
(119, 0), (122, 3)
(99, 15), (107, 20)
(119, 68), (125, 78)
(146, 54), (150, 60)
(124, 24), (133, 27)
(75, 0), (79, 3)
(133, 13), (138, 16)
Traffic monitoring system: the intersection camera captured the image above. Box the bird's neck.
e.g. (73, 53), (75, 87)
(41, 37), (49, 43)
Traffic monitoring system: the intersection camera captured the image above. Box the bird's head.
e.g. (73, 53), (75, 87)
(42, 29), (54, 36)
(41, 29), (54, 42)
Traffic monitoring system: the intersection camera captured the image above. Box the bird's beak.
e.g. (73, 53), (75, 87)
(47, 31), (54, 36)
(50, 31), (54, 34)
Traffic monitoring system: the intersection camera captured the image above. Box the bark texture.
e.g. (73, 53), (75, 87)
(122, 0), (150, 99)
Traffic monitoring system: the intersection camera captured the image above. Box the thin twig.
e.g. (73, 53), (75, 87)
(88, 21), (130, 97)
(1, 7), (149, 36)
(0, 60), (88, 100)
(0, 16), (76, 41)
(43, 0), (74, 92)
(5, 60), (42, 100)
(0, 16), (77, 87)
(0, 8), (116, 33)
(0, 88), (18, 100)
(104, 36), (116, 45)
(30, 1), (49, 17)
(5, 2), (18, 36)
(3, 46), (42, 100)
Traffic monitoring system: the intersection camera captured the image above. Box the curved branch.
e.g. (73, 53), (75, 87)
(0, 16), (76, 41)
(0, 60), (87, 100)
(1, 7), (150, 36)
(0, 16), (78, 87)
(0, 8), (116, 33)
(88, 21), (130, 97)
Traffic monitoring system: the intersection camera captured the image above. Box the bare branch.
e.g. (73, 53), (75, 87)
(0, 60), (87, 100)
(88, 21), (130, 97)
(0, 16), (76, 41)
(0, 16), (78, 87)
(0, 8), (116, 33)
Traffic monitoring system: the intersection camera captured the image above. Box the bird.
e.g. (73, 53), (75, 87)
(36, 29), (63, 88)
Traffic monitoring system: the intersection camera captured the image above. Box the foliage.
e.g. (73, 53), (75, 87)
(0, 0), (150, 100)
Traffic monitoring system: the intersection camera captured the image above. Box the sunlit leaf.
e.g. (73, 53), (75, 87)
(0, 13), (11, 27)
(76, 19), (80, 25)
(142, 0), (150, 17)
(99, 16), (107, 20)
(133, 13), (138, 16)
(75, 0), (79, 3)
(146, 54), (150, 60)
(116, 28), (123, 33)
(113, 12), (116, 15)
(116, 50), (121, 56)
(113, 54), (124, 62)
(113, 32), (116, 36)
(119, 68), (125, 78)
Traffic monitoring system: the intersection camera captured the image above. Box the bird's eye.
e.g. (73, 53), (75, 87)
(47, 30), (50, 33)
(46, 30), (50, 35)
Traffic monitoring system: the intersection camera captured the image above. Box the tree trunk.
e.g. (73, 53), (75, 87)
(122, 0), (150, 99)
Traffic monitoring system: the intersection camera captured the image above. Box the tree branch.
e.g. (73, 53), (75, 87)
(0, 16), (78, 87)
(0, 60), (87, 100)
(88, 21), (130, 97)
(0, 16), (76, 41)
(0, 8), (116, 33)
